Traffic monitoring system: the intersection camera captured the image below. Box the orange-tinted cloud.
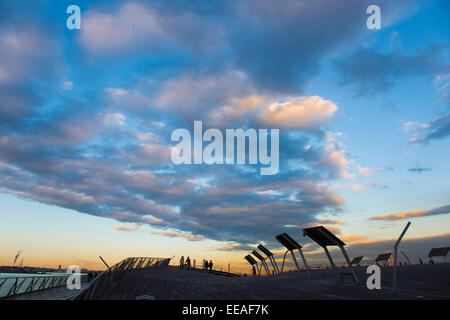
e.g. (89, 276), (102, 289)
(213, 243), (254, 252)
(322, 225), (342, 234)
(114, 223), (139, 232)
(261, 96), (338, 129)
(316, 218), (348, 225)
(368, 204), (450, 221)
(146, 230), (204, 241)
(217, 244), (242, 251)
(143, 217), (165, 225)
(340, 234), (369, 243)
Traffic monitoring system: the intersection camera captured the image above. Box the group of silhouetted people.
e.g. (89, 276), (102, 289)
(179, 256), (214, 271)
(179, 256), (192, 269)
(203, 259), (213, 271)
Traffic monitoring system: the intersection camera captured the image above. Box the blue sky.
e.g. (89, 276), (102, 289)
(0, 0), (449, 271)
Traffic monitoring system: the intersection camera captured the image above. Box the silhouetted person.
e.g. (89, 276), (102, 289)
(179, 256), (184, 269)
(252, 265), (256, 276)
(209, 260), (213, 271)
(186, 257), (191, 269)
(204, 260), (208, 270)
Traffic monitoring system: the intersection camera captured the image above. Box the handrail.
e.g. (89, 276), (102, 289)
(0, 273), (88, 299)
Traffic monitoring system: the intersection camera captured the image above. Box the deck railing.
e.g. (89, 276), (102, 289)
(0, 273), (88, 299)
(74, 257), (171, 300)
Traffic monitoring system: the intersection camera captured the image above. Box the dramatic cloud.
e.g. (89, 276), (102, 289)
(0, 0), (442, 251)
(0, 121), (354, 245)
(368, 204), (450, 221)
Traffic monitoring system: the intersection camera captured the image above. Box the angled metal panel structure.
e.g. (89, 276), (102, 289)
(303, 226), (346, 247)
(245, 254), (257, 265)
(350, 256), (364, 266)
(303, 226), (358, 283)
(109, 257), (170, 272)
(257, 244), (273, 257)
(251, 250), (270, 275)
(244, 254), (257, 266)
(245, 254), (260, 276)
(275, 233), (310, 275)
(257, 244), (279, 275)
(375, 253), (391, 264)
(428, 247), (450, 263)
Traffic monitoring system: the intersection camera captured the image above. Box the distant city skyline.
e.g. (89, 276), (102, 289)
(0, 0), (449, 272)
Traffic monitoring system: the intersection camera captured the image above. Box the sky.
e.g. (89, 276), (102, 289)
(0, 0), (449, 272)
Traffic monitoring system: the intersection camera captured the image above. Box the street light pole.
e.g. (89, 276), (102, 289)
(393, 222), (411, 289)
